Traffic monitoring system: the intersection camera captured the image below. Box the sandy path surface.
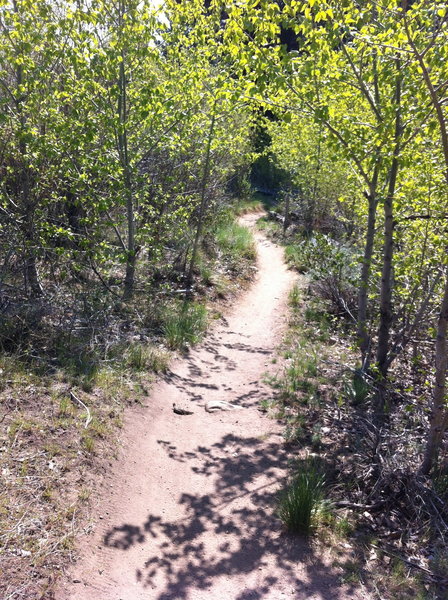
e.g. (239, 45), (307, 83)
(58, 214), (368, 600)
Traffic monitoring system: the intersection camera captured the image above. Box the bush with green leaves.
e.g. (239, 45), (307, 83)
(287, 233), (359, 318)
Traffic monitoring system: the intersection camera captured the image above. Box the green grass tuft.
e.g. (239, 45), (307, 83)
(288, 284), (302, 309)
(277, 462), (325, 535)
(163, 302), (208, 350)
(215, 221), (256, 265)
(342, 371), (371, 406)
(124, 343), (170, 373)
(232, 198), (263, 215)
(284, 245), (308, 273)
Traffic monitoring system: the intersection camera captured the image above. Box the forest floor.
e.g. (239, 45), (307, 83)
(56, 213), (370, 600)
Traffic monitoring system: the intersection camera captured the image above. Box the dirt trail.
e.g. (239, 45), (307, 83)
(58, 214), (367, 600)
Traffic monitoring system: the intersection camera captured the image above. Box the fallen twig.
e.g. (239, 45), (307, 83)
(69, 391), (92, 429)
(334, 499), (387, 511)
(371, 542), (448, 585)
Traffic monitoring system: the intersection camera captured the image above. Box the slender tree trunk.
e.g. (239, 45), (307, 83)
(353, 19), (382, 370)
(19, 122), (39, 294)
(420, 275), (448, 475)
(376, 183), (396, 379)
(283, 192), (290, 237)
(22, 190), (42, 297)
(357, 163), (380, 369)
(187, 103), (217, 288)
(307, 126), (322, 234)
(376, 63), (402, 386)
(116, 8), (136, 301)
(14, 10), (42, 297)
(405, 21), (448, 473)
(357, 193), (376, 366)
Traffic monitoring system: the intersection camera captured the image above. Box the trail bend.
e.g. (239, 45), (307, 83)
(58, 213), (368, 600)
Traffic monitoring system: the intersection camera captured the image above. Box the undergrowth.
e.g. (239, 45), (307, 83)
(0, 202), (258, 599)
(260, 213), (359, 320)
(266, 274), (448, 599)
(0, 356), (136, 599)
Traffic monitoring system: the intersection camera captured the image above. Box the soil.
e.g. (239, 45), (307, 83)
(56, 213), (370, 600)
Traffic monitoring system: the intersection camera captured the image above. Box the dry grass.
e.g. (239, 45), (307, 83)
(0, 355), (147, 600)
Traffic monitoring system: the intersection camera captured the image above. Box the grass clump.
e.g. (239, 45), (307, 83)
(280, 350), (319, 403)
(196, 250), (214, 286)
(333, 515), (354, 538)
(288, 284), (302, 309)
(163, 301), (208, 350)
(285, 245), (308, 273)
(342, 371), (371, 406)
(81, 434), (95, 453)
(232, 198), (263, 215)
(277, 461), (325, 535)
(124, 343), (170, 373)
(215, 221), (256, 266)
(282, 414), (306, 444)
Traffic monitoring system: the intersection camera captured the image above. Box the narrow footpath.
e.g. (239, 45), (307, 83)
(58, 213), (368, 600)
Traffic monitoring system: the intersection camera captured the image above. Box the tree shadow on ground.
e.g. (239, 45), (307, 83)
(160, 330), (274, 408)
(104, 433), (359, 600)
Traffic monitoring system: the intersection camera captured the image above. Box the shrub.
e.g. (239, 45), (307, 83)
(0, 303), (46, 351)
(285, 233), (359, 318)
